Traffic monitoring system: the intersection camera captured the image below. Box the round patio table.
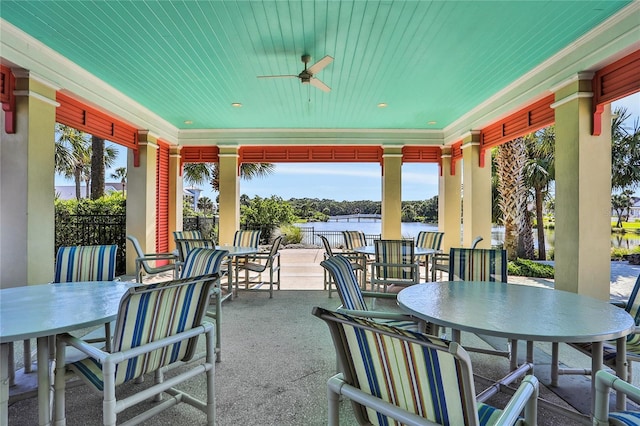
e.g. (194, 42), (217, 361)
(0, 281), (135, 426)
(397, 281), (635, 415)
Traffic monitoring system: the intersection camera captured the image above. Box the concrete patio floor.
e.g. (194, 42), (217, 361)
(7, 248), (640, 425)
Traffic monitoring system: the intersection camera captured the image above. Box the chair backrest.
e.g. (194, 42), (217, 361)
(175, 238), (216, 262)
(374, 239), (416, 279)
(319, 235), (333, 257)
(312, 307), (480, 425)
(266, 236), (283, 261)
(54, 245), (118, 283)
(471, 236), (484, 249)
(179, 248), (229, 279)
(342, 231), (367, 250)
(233, 230), (261, 248)
(110, 275), (217, 385)
(173, 230), (203, 241)
(320, 255), (368, 311)
(416, 231), (444, 250)
(624, 274), (640, 323)
(448, 248), (507, 282)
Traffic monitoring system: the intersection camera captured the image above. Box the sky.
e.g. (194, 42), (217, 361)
(56, 93), (640, 202)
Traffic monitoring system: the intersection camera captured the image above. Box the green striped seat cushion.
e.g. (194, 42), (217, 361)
(233, 230), (261, 248)
(374, 240), (415, 280)
(54, 245), (118, 282)
(179, 248), (229, 278)
(68, 278), (211, 390)
(333, 311), (505, 425)
(416, 231), (444, 250)
(609, 411), (640, 425)
(449, 248), (508, 282)
(342, 231), (367, 250)
(321, 255), (368, 311)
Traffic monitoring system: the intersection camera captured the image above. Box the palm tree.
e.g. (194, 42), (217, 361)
(523, 126), (555, 260)
(55, 124), (91, 200)
(197, 196), (214, 214)
(110, 167), (127, 196)
(183, 162), (275, 192)
(495, 137), (532, 260)
(611, 107), (640, 192)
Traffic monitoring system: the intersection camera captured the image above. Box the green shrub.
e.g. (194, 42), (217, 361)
(507, 258), (554, 278)
(278, 224), (303, 245)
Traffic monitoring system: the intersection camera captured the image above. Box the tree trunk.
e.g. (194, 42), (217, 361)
(495, 139), (528, 261)
(535, 186), (546, 260)
(74, 167), (82, 200)
(91, 136), (105, 200)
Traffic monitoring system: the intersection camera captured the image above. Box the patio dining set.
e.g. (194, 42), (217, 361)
(2, 230), (640, 425)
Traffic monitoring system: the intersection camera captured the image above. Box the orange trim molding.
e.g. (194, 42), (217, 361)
(479, 94), (555, 167)
(450, 141), (463, 176)
(0, 65), (16, 134)
(56, 92), (138, 150)
(239, 145), (384, 164)
(592, 49), (640, 135)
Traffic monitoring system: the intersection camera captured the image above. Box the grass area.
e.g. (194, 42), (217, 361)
(508, 258), (554, 278)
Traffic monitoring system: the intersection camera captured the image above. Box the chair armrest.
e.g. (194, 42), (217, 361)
(360, 291), (398, 299)
(336, 308), (416, 322)
(58, 332), (109, 362)
(610, 300), (627, 309)
(137, 254), (177, 262)
(494, 373), (539, 425)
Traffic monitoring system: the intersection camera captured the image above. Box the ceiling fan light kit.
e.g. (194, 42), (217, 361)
(258, 54), (333, 92)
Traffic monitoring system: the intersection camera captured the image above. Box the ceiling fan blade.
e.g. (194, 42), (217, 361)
(310, 77), (331, 92)
(307, 55), (334, 75)
(257, 75), (298, 79)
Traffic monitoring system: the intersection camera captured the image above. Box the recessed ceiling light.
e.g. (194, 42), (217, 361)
(231, 102), (242, 108)
(184, 120), (193, 125)
(377, 103), (388, 108)
(427, 121), (437, 125)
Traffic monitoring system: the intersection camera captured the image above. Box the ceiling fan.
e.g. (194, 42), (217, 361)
(257, 54), (333, 92)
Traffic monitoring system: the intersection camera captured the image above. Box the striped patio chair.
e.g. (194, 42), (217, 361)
(320, 255), (424, 333)
(233, 229), (261, 248)
(416, 231), (444, 280)
(319, 235), (365, 297)
(54, 245), (118, 283)
(312, 307), (539, 426)
(172, 230), (203, 241)
(54, 275), (218, 426)
(174, 238), (216, 263)
(448, 248), (508, 282)
(447, 247), (511, 359)
(53, 244), (119, 351)
(342, 230), (367, 250)
(371, 239), (419, 292)
(594, 370), (640, 426)
(235, 236), (282, 298)
(341, 230), (369, 287)
(178, 247), (229, 362)
(432, 236), (484, 282)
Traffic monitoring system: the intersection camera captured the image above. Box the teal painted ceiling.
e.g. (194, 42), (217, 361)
(0, 1), (632, 131)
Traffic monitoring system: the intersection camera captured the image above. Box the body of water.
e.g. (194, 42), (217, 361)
(296, 220), (639, 250)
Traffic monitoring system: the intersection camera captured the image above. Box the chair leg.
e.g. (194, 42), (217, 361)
(54, 338), (67, 425)
(327, 383), (340, 426)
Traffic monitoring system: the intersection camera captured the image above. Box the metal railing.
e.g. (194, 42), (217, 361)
(55, 214), (127, 275)
(297, 227), (380, 248)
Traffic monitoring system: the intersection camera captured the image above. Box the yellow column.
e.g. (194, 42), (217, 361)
(552, 73), (611, 299)
(218, 146), (240, 245)
(462, 131), (492, 248)
(169, 146), (183, 252)
(0, 72), (57, 287)
(438, 150), (462, 251)
(125, 131), (158, 274)
(381, 147), (403, 239)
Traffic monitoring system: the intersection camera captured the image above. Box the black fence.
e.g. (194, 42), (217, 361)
(55, 214), (127, 275)
(297, 227), (380, 248)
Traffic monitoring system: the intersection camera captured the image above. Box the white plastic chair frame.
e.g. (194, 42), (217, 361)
(593, 370), (640, 426)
